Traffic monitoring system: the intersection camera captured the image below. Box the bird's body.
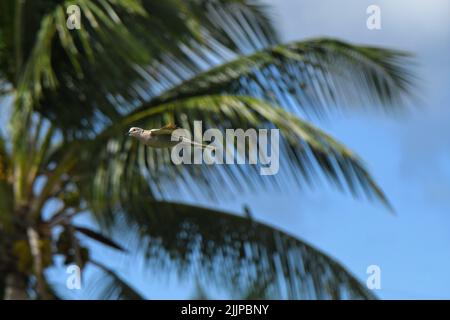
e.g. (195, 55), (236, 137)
(136, 128), (181, 148)
(128, 125), (214, 149)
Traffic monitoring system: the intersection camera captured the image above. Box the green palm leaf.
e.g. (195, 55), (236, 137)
(0, 0), (416, 300)
(89, 260), (145, 300)
(88, 95), (392, 216)
(2, 0), (278, 132)
(136, 39), (415, 118)
(105, 201), (375, 299)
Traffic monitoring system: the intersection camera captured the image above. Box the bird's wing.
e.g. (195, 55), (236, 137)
(151, 124), (179, 136)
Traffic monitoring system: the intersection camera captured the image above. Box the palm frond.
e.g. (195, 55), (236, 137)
(0, 0), (16, 82)
(106, 201), (376, 299)
(89, 260), (145, 300)
(5, 0), (278, 133)
(74, 226), (127, 252)
(9, 113), (59, 207)
(0, 133), (10, 178)
(89, 95), (392, 214)
(135, 38), (415, 119)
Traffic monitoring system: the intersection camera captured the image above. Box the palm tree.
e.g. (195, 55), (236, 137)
(0, 0), (414, 299)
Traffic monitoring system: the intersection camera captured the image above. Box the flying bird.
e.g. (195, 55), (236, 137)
(127, 124), (214, 149)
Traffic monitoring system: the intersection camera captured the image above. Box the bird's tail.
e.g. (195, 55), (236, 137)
(181, 137), (216, 150)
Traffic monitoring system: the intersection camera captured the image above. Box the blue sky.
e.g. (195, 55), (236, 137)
(11, 0), (449, 299)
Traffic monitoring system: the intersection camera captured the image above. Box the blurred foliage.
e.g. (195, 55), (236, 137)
(0, 0), (415, 299)
(12, 239), (53, 273)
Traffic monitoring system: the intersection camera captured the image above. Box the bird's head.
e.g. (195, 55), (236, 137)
(127, 127), (143, 137)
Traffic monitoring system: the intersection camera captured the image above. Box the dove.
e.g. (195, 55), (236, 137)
(127, 124), (214, 149)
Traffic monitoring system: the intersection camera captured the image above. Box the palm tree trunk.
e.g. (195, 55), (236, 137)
(27, 227), (49, 299)
(4, 273), (28, 300)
